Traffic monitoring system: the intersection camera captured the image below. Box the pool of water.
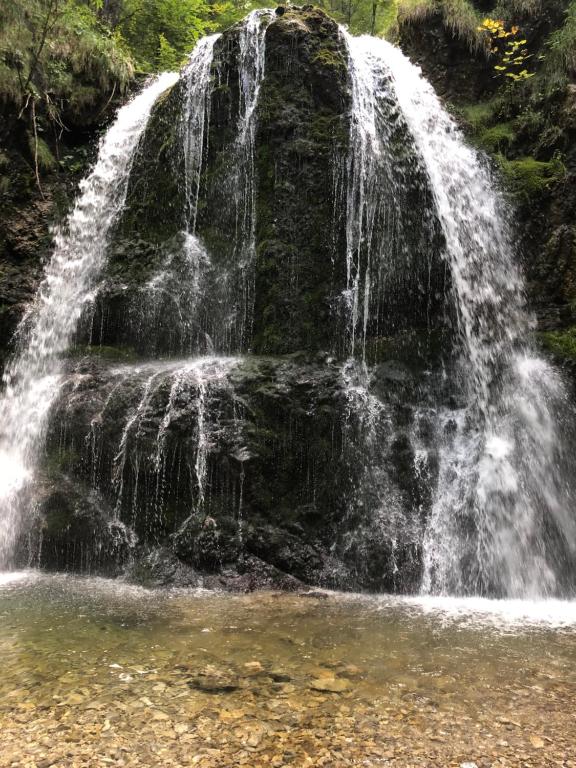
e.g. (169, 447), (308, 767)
(1, 573), (575, 767)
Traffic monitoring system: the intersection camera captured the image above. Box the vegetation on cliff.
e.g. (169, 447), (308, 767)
(397, 0), (576, 346)
(0, 1), (133, 178)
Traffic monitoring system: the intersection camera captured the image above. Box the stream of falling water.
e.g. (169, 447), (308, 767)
(229, 9), (272, 348)
(344, 34), (576, 597)
(1, 11), (575, 601)
(182, 34), (220, 233)
(0, 73), (178, 567)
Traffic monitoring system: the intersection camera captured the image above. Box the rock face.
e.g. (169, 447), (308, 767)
(252, 11), (349, 354)
(33, 351), (438, 591)
(11, 7), (452, 591)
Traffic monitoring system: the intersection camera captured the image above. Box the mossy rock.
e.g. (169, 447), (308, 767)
(476, 122), (516, 152)
(498, 154), (566, 199)
(539, 326), (576, 360)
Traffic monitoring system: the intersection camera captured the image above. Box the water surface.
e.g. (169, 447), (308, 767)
(1, 573), (575, 766)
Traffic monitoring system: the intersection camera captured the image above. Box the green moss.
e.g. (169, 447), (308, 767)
(461, 101), (499, 130)
(498, 154), (566, 198)
(380, 0), (401, 35)
(398, 0), (484, 52)
(27, 134), (57, 172)
(544, 0), (576, 91)
(43, 448), (81, 479)
(539, 326), (576, 359)
(312, 47), (346, 70)
(477, 122), (516, 152)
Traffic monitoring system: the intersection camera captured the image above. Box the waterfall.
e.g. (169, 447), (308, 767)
(343, 34), (576, 598)
(166, 9), (271, 354)
(2, 9), (574, 597)
(0, 13), (271, 570)
(342, 31), (439, 360)
(0, 73), (178, 567)
(182, 34), (220, 233)
(226, 8), (272, 349)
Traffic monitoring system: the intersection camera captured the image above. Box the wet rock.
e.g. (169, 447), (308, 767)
(269, 671), (291, 683)
(15, 8), (455, 593)
(124, 547), (203, 588)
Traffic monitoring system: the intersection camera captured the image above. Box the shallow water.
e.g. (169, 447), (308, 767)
(1, 574), (575, 767)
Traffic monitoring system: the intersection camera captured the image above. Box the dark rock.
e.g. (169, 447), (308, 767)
(28, 351), (441, 591)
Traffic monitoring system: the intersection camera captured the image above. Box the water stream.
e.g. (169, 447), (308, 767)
(0, 73), (178, 568)
(342, 34), (576, 598)
(182, 35), (221, 233)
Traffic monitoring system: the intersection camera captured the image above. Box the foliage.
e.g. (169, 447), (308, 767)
(477, 17), (534, 82)
(477, 122), (516, 151)
(319, 0), (399, 36)
(397, 0), (484, 52)
(0, 0), (133, 190)
(118, 0), (211, 72)
(0, 1), (133, 111)
(460, 99), (501, 129)
(494, 0), (544, 14)
(543, 0), (576, 90)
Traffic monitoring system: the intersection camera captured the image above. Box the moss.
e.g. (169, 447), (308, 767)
(460, 100), (500, 130)
(544, 0), (576, 91)
(477, 122), (516, 152)
(539, 326), (576, 359)
(27, 134), (57, 173)
(310, 113), (348, 145)
(43, 448), (81, 479)
(498, 154), (566, 198)
(312, 47), (346, 70)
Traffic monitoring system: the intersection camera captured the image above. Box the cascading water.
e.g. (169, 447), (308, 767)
(131, 10), (272, 357)
(130, 37), (219, 357)
(222, 9), (272, 349)
(106, 358), (239, 539)
(0, 73), (178, 567)
(342, 31), (440, 360)
(343, 34), (576, 598)
(182, 34), (220, 233)
(2, 7), (574, 597)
